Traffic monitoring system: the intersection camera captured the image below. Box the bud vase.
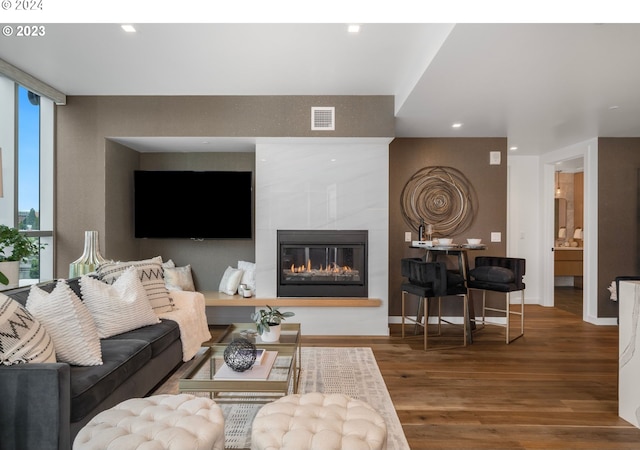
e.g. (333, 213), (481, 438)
(69, 231), (108, 277)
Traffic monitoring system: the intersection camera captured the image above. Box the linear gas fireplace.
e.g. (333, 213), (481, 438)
(277, 230), (368, 297)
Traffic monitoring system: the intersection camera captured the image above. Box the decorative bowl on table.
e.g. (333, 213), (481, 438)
(438, 238), (453, 245)
(223, 338), (257, 372)
(466, 238), (482, 245)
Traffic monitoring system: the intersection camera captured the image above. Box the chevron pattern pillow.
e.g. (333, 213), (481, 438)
(97, 256), (175, 314)
(0, 294), (56, 365)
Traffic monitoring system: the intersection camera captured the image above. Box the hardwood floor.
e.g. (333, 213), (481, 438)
(197, 305), (638, 449)
(305, 305), (638, 449)
(554, 286), (583, 317)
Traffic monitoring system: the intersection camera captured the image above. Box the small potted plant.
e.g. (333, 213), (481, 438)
(251, 305), (295, 342)
(0, 225), (45, 289)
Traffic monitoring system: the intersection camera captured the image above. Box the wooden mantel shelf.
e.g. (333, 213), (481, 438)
(202, 291), (381, 307)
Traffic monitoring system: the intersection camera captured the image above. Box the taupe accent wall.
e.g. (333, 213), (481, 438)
(389, 138), (507, 316)
(135, 152), (256, 291)
(598, 138), (640, 318)
(55, 95), (394, 281)
(104, 139), (139, 260)
(54, 94), (640, 321)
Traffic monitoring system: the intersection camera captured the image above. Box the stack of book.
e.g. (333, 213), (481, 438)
(214, 349), (277, 380)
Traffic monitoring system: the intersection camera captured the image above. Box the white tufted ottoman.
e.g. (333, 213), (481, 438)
(251, 392), (387, 450)
(73, 394), (225, 450)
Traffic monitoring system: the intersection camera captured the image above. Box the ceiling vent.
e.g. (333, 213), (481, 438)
(311, 107), (335, 131)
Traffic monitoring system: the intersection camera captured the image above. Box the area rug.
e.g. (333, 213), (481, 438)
(176, 347), (409, 450)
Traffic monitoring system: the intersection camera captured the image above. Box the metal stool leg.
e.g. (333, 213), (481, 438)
(401, 290), (406, 339)
(414, 297), (424, 335)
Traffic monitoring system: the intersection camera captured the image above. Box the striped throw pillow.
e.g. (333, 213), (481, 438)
(26, 281), (102, 366)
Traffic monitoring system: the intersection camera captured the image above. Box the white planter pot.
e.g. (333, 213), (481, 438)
(260, 324), (281, 342)
(0, 261), (20, 291)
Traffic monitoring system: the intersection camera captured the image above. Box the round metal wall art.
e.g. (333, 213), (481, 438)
(400, 166), (477, 238)
(223, 338), (257, 372)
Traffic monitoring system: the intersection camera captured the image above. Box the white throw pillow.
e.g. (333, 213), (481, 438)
(164, 265), (195, 292)
(218, 266), (243, 295)
(80, 267), (160, 338)
(0, 294), (56, 365)
(97, 256), (174, 314)
(26, 281), (103, 366)
(238, 260), (256, 291)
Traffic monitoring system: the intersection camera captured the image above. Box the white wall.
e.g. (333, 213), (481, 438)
(508, 155), (542, 304)
(254, 139), (390, 335)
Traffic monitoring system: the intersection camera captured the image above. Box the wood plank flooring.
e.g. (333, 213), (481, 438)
(554, 286), (584, 317)
(175, 304), (639, 449)
(306, 305), (638, 449)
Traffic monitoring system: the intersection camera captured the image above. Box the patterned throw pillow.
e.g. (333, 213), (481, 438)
(0, 294), (56, 365)
(164, 265), (195, 292)
(97, 256), (174, 314)
(218, 266), (244, 295)
(26, 281), (103, 366)
(80, 266), (160, 338)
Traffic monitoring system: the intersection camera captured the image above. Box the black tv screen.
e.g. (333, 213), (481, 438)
(134, 170), (252, 239)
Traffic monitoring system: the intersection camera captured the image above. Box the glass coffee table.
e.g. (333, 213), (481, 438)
(178, 323), (301, 403)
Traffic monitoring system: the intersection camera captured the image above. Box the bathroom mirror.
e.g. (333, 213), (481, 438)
(555, 198), (567, 238)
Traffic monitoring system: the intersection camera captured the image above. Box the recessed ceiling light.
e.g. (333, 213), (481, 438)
(509, 146), (518, 151)
(330, 158), (337, 162)
(348, 24), (360, 33)
(452, 123), (462, 128)
(609, 105), (619, 110)
(121, 24), (136, 33)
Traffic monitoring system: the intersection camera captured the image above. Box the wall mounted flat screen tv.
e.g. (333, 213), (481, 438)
(134, 170), (252, 239)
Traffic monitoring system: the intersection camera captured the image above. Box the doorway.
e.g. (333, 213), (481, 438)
(541, 138), (599, 324)
(553, 160), (584, 316)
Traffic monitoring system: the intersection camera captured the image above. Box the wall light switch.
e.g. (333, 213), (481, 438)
(490, 151), (501, 165)
(491, 232), (502, 242)
(404, 232), (412, 242)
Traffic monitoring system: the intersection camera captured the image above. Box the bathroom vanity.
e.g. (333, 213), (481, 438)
(554, 247), (583, 288)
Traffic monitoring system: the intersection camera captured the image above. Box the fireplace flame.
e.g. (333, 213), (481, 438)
(289, 259), (353, 274)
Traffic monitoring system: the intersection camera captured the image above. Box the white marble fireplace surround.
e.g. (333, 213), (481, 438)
(254, 139), (390, 336)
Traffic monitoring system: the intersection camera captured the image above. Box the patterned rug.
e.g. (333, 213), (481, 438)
(164, 347), (409, 450)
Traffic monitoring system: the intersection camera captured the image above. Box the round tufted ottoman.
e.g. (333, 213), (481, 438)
(251, 392), (387, 450)
(73, 394), (225, 450)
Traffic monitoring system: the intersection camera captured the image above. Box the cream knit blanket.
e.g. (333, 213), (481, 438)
(158, 290), (212, 361)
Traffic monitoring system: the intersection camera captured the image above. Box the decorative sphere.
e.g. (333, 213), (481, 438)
(223, 338), (257, 372)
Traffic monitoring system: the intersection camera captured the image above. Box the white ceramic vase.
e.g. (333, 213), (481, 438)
(0, 261), (20, 291)
(260, 324), (281, 342)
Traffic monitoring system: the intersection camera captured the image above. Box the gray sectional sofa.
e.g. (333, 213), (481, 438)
(0, 278), (184, 450)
